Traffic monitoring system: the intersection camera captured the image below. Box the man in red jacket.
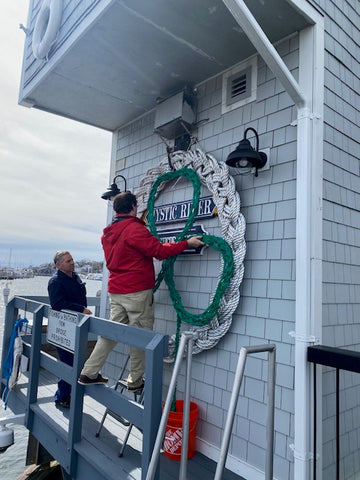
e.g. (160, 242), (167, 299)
(78, 191), (204, 390)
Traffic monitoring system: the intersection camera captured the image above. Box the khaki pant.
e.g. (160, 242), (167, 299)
(81, 289), (154, 383)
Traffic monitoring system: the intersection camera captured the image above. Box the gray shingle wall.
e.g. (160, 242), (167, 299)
(110, 35), (299, 479)
(321, 0), (360, 478)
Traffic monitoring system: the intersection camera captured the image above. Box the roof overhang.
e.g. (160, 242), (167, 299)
(19, 0), (312, 131)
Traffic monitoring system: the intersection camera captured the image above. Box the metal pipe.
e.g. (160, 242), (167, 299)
(214, 346), (247, 480)
(179, 334), (193, 480)
(313, 364), (317, 480)
(145, 332), (192, 480)
(265, 347), (276, 480)
(336, 369), (339, 480)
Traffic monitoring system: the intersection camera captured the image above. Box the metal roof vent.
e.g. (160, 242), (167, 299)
(154, 88), (196, 140)
(229, 71), (248, 101)
(222, 57), (257, 114)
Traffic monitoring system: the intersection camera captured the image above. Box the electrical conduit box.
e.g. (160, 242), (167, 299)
(154, 91), (195, 139)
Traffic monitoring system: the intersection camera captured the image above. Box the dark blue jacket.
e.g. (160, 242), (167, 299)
(48, 270), (87, 313)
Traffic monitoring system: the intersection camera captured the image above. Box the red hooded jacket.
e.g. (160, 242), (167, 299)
(101, 215), (189, 294)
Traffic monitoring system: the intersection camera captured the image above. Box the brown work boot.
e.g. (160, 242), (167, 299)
(78, 374), (108, 385)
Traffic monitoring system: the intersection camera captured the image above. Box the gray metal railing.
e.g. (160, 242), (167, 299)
(146, 338), (276, 480)
(308, 345), (360, 480)
(215, 344), (276, 480)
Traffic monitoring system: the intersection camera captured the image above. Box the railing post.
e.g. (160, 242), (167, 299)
(26, 304), (46, 430)
(214, 346), (247, 480)
(336, 368), (339, 480)
(313, 363), (317, 480)
(142, 332), (168, 480)
(95, 291), (101, 317)
(215, 344), (276, 480)
(179, 332), (194, 480)
(67, 314), (90, 477)
(266, 346), (276, 480)
(307, 346), (360, 480)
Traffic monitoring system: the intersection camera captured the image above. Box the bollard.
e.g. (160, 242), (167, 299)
(3, 283), (10, 306)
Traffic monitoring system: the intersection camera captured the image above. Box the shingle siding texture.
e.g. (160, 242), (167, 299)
(321, 1), (360, 478)
(107, 34), (299, 479)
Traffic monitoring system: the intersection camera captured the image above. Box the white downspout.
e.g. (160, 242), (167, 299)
(222, 1), (324, 479)
(295, 21), (324, 480)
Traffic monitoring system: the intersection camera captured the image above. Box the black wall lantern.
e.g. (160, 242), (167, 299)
(101, 175), (127, 200)
(226, 127), (267, 177)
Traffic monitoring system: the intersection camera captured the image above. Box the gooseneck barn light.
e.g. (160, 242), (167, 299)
(226, 127), (267, 177)
(101, 175), (127, 200)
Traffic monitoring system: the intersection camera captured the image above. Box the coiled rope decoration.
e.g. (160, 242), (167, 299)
(135, 148), (246, 358)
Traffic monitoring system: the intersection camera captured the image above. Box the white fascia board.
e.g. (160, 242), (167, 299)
(222, 0), (306, 107)
(286, 0), (324, 24)
(18, 0), (36, 106)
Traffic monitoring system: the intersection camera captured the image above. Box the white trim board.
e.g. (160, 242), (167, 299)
(196, 437), (280, 480)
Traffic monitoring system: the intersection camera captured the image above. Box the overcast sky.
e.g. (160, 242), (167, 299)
(0, 2), (112, 267)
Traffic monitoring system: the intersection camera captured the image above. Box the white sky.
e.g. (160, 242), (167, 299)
(0, 2), (112, 267)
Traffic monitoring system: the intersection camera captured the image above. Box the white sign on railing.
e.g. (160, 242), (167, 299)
(47, 309), (79, 352)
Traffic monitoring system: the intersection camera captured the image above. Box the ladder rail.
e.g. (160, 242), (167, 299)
(95, 354), (130, 437)
(119, 388), (145, 457)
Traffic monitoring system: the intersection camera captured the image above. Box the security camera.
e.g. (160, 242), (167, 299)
(0, 413), (25, 454)
(0, 425), (14, 453)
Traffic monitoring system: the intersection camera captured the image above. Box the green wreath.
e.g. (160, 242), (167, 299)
(147, 167), (234, 360)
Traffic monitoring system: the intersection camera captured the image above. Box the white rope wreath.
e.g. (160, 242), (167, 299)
(136, 148), (246, 355)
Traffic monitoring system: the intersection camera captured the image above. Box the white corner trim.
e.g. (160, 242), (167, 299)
(196, 437), (280, 480)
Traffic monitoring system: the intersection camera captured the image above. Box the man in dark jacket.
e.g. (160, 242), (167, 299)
(48, 251), (92, 407)
(78, 191), (204, 390)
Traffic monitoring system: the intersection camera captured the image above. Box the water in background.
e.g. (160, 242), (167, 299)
(0, 276), (102, 480)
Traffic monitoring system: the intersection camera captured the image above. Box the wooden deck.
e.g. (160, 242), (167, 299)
(8, 369), (244, 480)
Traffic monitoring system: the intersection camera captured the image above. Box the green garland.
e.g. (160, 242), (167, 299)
(147, 167), (234, 409)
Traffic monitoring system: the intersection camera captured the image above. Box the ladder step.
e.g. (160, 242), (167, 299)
(118, 379), (144, 393)
(106, 409), (130, 427)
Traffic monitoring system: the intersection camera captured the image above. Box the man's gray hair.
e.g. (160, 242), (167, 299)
(53, 250), (70, 265)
